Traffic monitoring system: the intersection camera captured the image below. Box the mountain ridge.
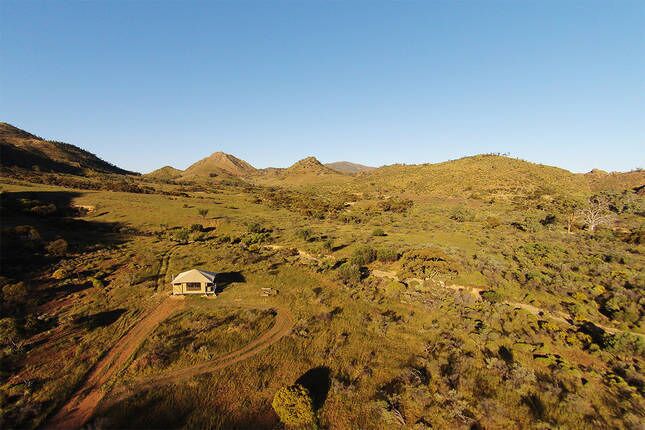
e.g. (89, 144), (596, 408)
(180, 151), (256, 180)
(0, 122), (136, 176)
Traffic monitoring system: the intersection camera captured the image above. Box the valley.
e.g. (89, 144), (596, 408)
(1, 122), (644, 429)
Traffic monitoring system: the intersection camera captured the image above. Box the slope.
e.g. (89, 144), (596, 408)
(0, 122), (135, 176)
(180, 151), (256, 180)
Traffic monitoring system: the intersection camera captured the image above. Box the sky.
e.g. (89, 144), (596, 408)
(1, 0), (643, 173)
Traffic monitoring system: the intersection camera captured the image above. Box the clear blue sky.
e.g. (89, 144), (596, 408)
(1, 1), (643, 173)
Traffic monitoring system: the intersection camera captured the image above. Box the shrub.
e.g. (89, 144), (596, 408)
(89, 277), (105, 288)
(52, 268), (69, 280)
(378, 199), (413, 213)
(337, 263), (362, 284)
(486, 216), (502, 228)
(2, 282), (28, 306)
(0, 318), (20, 348)
(241, 232), (271, 246)
(173, 228), (190, 243)
(189, 224), (204, 232)
(377, 247), (400, 262)
(197, 208), (209, 219)
(321, 239), (333, 253)
(296, 228), (313, 241)
(30, 203), (57, 216)
(350, 245), (377, 266)
(46, 239), (68, 256)
(480, 290), (502, 303)
(399, 248), (460, 279)
(271, 384), (316, 427)
(247, 222), (271, 234)
(372, 228), (386, 237)
(605, 333), (645, 357)
(450, 207), (474, 222)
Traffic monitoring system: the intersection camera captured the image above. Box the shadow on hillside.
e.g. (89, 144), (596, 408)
(74, 308), (126, 330)
(94, 389), (276, 430)
(215, 271), (245, 292)
(0, 190), (129, 280)
(296, 366), (331, 410)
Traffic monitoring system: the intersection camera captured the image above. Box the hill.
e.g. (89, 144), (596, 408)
(325, 161), (375, 174)
(0, 122), (135, 175)
(352, 154), (595, 200)
(180, 151), (256, 180)
(584, 168), (645, 192)
(144, 166), (183, 181)
(286, 156), (339, 175)
(252, 156), (352, 187)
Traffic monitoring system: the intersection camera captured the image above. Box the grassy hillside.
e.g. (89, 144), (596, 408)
(354, 154), (591, 199)
(253, 157), (353, 187)
(144, 166), (183, 181)
(0, 122), (135, 176)
(180, 152), (256, 180)
(1, 134), (644, 429)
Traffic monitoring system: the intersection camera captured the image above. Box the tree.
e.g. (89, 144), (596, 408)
(197, 208), (209, 219)
(577, 196), (614, 234)
(272, 384), (316, 427)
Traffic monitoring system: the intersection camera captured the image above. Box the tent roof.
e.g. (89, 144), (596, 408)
(172, 269), (217, 284)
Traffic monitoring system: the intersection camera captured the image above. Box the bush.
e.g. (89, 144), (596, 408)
(378, 199), (413, 213)
(377, 247), (400, 262)
(350, 245), (377, 266)
(271, 384), (316, 427)
(296, 228), (313, 241)
(605, 333), (645, 357)
(173, 228), (190, 243)
(399, 248), (460, 279)
(46, 239), (68, 256)
(30, 203), (57, 216)
(247, 222), (271, 234)
(52, 268), (69, 280)
(0, 318), (20, 348)
(450, 207), (475, 222)
(197, 208), (209, 219)
(321, 239), (333, 253)
(189, 224), (204, 232)
(241, 231), (271, 246)
(480, 290), (502, 303)
(485, 216), (502, 228)
(372, 228), (386, 237)
(337, 263), (362, 284)
(89, 277), (105, 288)
(2, 282), (28, 306)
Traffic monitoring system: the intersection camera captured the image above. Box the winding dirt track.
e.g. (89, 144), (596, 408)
(45, 247), (182, 430)
(45, 297), (185, 430)
(45, 245), (294, 429)
(105, 305), (294, 406)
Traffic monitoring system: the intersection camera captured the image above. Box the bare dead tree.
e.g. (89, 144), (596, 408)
(577, 195), (614, 234)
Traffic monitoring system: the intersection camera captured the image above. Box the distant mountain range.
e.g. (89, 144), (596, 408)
(2, 122), (643, 195)
(325, 161), (376, 174)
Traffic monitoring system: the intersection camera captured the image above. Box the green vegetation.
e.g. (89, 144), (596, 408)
(1, 129), (644, 429)
(272, 384), (317, 427)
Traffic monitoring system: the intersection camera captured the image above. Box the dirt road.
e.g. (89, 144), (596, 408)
(45, 297), (185, 429)
(46, 245), (295, 429)
(105, 305), (294, 406)
(45, 246), (182, 429)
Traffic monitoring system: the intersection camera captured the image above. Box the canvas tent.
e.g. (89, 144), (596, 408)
(171, 269), (217, 295)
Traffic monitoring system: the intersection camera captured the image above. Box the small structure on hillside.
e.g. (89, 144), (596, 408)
(171, 269), (217, 295)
